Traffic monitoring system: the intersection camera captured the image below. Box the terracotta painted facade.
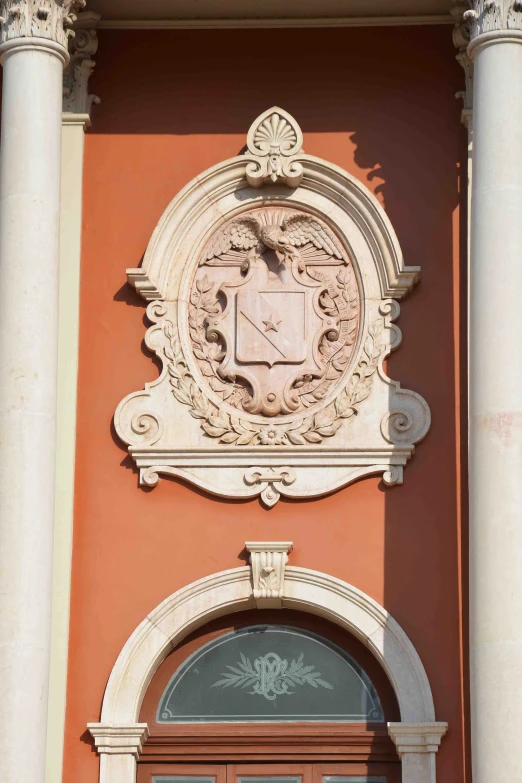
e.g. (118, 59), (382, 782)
(64, 26), (468, 783)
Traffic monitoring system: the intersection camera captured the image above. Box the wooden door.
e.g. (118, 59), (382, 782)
(138, 762), (400, 783)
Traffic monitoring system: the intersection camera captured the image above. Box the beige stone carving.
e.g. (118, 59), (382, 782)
(246, 541), (293, 607)
(192, 206), (358, 420)
(62, 10), (101, 120)
(116, 108), (430, 505)
(245, 107), (304, 188)
(0, 0), (85, 49)
(464, 0), (522, 39)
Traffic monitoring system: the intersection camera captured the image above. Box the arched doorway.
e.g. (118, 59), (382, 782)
(88, 562), (447, 783)
(137, 610), (401, 782)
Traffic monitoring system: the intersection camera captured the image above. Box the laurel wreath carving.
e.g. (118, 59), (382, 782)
(296, 265), (359, 407)
(188, 275), (248, 408)
(163, 315), (384, 447)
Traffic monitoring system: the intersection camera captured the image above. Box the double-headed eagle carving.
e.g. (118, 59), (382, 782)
(202, 212), (347, 269)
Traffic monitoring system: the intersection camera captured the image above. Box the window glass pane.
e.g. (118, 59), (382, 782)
(238, 777), (301, 783)
(323, 777), (386, 783)
(152, 778), (216, 783)
(157, 625), (384, 723)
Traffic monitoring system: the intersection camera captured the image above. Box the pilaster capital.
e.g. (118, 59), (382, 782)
(464, 1), (522, 55)
(388, 722), (448, 756)
(87, 723), (149, 759)
(0, 0), (86, 55)
(452, 3), (474, 125)
(63, 9), (101, 124)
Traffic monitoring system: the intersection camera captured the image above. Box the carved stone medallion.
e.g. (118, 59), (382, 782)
(116, 107), (430, 506)
(190, 207), (359, 423)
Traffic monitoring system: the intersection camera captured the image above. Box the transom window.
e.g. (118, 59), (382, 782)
(157, 625), (384, 723)
(137, 611), (401, 782)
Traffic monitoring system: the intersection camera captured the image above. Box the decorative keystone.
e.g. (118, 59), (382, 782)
(246, 541), (293, 608)
(87, 723), (149, 759)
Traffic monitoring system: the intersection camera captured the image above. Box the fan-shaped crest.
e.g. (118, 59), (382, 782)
(247, 106), (303, 159)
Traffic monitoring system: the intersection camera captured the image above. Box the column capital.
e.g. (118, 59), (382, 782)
(388, 722), (448, 755)
(464, 1), (522, 56)
(87, 723), (150, 759)
(63, 10), (101, 126)
(452, 3), (474, 125)
(0, 0), (86, 60)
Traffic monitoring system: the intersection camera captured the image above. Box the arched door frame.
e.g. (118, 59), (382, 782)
(88, 562), (447, 783)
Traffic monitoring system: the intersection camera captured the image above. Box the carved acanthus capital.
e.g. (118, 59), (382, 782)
(452, 2), (474, 124)
(63, 10), (100, 121)
(464, 1), (522, 50)
(246, 541), (293, 608)
(245, 107), (304, 188)
(0, 0), (85, 51)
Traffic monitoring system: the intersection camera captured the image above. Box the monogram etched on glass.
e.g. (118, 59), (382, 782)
(212, 651), (333, 701)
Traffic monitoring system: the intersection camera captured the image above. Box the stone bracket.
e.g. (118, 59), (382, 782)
(246, 541), (293, 608)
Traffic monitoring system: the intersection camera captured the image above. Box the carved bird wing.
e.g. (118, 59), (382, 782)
(282, 214), (346, 261)
(203, 216), (262, 262)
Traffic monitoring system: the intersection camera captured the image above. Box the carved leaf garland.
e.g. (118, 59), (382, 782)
(163, 315), (384, 447)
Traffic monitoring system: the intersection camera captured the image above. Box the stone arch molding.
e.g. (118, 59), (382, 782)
(115, 107), (430, 505)
(88, 553), (447, 783)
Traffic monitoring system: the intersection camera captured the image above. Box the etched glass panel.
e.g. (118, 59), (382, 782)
(157, 625), (384, 723)
(323, 777), (386, 783)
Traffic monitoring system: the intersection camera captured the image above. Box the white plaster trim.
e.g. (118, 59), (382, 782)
(96, 15), (453, 30)
(44, 117), (85, 783)
(88, 565), (446, 783)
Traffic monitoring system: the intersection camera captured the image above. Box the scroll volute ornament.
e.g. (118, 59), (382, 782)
(117, 107), (430, 506)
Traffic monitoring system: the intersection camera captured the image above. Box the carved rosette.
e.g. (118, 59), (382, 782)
(0, 0), (85, 49)
(115, 107), (430, 506)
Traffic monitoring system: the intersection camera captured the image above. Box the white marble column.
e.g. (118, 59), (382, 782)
(0, 3), (82, 781)
(467, 1), (522, 780)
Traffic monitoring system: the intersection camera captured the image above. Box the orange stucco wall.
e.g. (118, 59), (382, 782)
(64, 26), (468, 782)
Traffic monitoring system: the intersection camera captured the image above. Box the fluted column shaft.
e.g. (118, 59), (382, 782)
(0, 2), (82, 780)
(467, 2), (522, 780)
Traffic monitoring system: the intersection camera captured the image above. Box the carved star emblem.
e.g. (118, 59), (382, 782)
(262, 314), (282, 333)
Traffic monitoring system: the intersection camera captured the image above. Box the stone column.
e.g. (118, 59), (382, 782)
(466, 2), (522, 780)
(0, 2), (83, 781)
